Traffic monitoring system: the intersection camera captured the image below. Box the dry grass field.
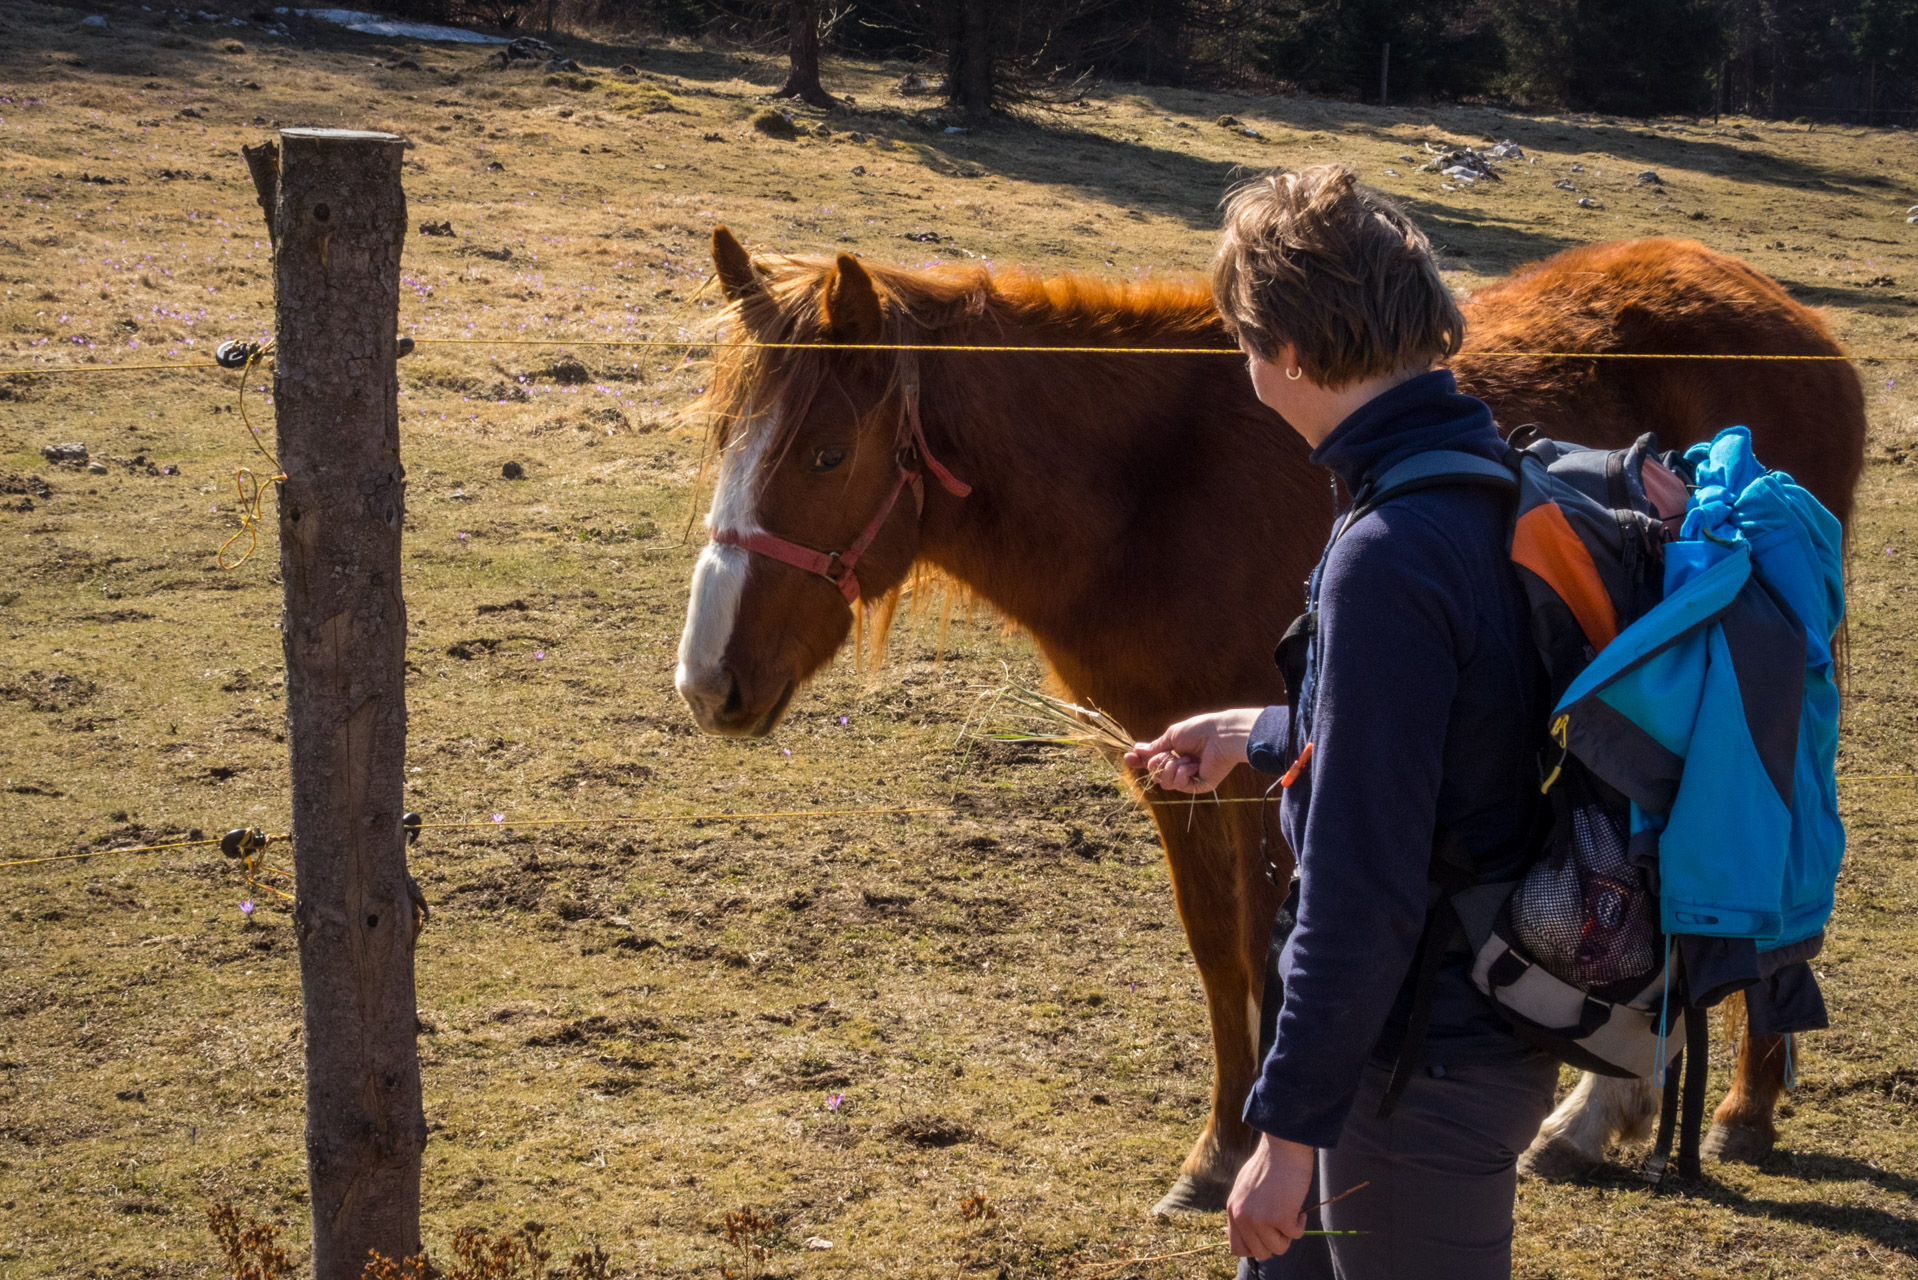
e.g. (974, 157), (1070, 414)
(1, 2), (1916, 1276)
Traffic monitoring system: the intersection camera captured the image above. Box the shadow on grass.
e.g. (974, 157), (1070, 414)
(1764, 1150), (1918, 1200)
(1567, 1152), (1918, 1261)
(1112, 86), (1908, 204)
(1710, 1187), (1918, 1260)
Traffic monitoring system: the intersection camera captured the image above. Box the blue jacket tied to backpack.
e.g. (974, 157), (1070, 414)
(1557, 426), (1846, 948)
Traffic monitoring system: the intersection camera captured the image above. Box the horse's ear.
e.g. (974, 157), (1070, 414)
(711, 225), (759, 301)
(823, 253), (883, 344)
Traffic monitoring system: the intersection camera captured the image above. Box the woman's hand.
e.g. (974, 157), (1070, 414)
(1123, 707), (1263, 794)
(1227, 1133), (1316, 1260)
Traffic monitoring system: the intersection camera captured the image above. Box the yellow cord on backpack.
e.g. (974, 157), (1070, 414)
(1541, 713), (1571, 793)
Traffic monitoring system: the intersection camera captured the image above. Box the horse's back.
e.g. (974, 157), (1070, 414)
(1454, 238), (1865, 526)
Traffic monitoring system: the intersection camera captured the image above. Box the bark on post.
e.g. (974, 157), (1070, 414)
(270, 127), (423, 1280)
(774, 0), (835, 109)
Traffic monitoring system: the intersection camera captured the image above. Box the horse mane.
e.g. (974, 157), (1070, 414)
(692, 254), (1221, 466)
(690, 254), (1225, 668)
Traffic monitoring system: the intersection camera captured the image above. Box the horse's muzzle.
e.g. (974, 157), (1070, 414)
(677, 666), (793, 738)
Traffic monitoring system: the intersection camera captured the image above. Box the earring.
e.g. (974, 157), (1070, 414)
(1286, 365), (1303, 381)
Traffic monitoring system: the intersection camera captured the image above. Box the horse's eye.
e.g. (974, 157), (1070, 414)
(810, 447), (847, 472)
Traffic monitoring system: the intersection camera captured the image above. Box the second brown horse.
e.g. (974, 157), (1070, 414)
(676, 230), (1864, 1212)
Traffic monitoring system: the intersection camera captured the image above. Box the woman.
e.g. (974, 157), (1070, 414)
(1124, 164), (1557, 1280)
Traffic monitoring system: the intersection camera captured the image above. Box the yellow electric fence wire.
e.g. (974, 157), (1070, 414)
(414, 805), (949, 830)
(215, 467), (282, 570)
(0, 359), (223, 375)
(0, 807), (947, 873)
(216, 342), (287, 571)
(1, 835), (233, 869)
(8, 779), (1913, 874)
(6, 343), (1918, 375)
(1147, 773), (1917, 804)
(407, 339), (1918, 360)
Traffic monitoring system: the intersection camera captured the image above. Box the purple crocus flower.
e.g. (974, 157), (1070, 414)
(239, 900), (255, 917)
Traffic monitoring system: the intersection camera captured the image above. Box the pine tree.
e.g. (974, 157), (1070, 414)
(1256, 0), (1504, 103)
(1494, 0), (1724, 113)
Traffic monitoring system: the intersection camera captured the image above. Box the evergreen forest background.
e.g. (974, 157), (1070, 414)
(363, 0), (1918, 123)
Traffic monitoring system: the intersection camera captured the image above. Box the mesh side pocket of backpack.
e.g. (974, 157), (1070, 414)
(1511, 791), (1658, 990)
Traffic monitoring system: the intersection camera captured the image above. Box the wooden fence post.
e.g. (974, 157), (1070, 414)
(270, 127), (423, 1280)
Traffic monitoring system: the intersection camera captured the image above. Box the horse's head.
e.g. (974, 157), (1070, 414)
(675, 228), (970, 736)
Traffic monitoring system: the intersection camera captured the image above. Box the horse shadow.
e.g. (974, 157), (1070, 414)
(1570, 1149), (1918, 1261)
(1763, 1150), (1918, 1200)
(1705, 1173), (1918, 1262)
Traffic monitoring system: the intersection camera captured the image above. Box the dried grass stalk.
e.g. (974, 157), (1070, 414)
(968, 680), (1134, 754)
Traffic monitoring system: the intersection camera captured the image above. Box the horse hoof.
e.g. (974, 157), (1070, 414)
(1517, 1136), (1599, 1182)
(1702, 1122), (1775, 1165)
(1151, 1175), (1231, 1216)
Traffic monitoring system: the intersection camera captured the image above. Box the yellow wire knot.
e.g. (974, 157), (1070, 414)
(216, 466), (286, 570)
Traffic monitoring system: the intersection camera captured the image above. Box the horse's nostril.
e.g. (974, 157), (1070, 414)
(720, 675), (745, 719)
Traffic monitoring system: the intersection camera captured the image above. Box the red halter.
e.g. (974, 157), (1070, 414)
(710, 376), (971, 605)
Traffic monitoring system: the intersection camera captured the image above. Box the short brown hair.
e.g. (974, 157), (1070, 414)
(1211, 164), (1464, 387)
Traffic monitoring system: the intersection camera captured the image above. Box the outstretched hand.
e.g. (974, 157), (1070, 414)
(1123, 707), (1263, 794)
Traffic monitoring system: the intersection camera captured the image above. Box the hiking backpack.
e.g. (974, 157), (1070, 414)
(1262, 424), (1847, 1182)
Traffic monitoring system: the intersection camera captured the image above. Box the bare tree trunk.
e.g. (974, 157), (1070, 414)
(774, 0), (836, 108)
(271, 127), (424, 1280)
(948, 0), (993, 124)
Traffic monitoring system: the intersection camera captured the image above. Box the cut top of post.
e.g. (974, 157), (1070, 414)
(280, 128), (404, 144)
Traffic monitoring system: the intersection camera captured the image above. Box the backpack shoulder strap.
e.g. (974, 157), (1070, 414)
(1371, 449), (1521, 500)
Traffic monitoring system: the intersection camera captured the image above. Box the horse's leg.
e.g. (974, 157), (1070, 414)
(1149, 798), (1278, 1215)
(1703, 1001), (1787, 1164)
(1519, 1072), (1658, 1179)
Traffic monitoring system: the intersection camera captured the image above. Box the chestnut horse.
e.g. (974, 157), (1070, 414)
(675, 229), (1864, 1212)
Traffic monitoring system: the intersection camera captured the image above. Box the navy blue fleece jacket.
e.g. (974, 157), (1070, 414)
(1241, 369), (1544, 1150)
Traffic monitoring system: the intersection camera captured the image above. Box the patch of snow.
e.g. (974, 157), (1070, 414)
(296, 8), (510, 42)
(82, 13), (108, 26)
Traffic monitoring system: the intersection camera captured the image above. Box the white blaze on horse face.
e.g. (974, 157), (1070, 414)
(675, 415), (775, 712)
